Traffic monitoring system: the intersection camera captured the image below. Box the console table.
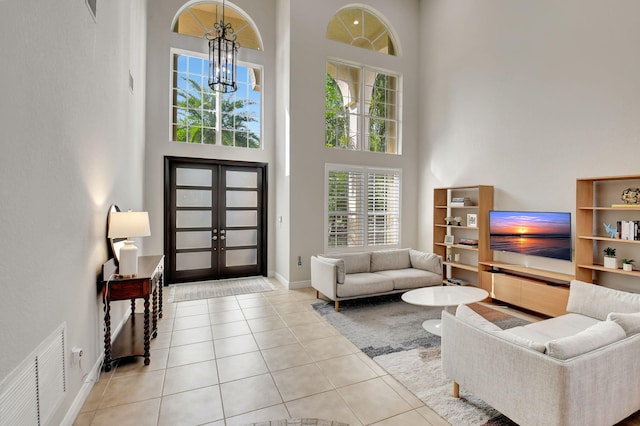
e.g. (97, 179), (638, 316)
(102, 255), (164, 371)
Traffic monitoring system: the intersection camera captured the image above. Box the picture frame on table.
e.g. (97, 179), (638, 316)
(467, 214), (477, 228)
(444, 235), (455, 245)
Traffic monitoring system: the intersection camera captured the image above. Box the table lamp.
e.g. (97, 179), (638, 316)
(107, 210), (151, 277)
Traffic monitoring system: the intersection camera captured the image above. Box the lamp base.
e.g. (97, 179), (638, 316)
(119, 240), (138, 277)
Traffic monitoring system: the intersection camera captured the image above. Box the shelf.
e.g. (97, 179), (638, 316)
(435, 243), (478, 251)
(444, 262), (478, 273)
(577, 236), (640, 244)
(479, 261), (574, 283)
(578, 206), (640, 211)
(435, 224), (480, 230)
(435, 205), (479, 209)
(577, 264), (640, 277)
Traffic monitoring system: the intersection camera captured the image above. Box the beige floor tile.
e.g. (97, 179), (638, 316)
(238, 296), (271, 308)
(170, 325), (213, 347)
(272, 301), (314, 315)
(209, 309), (246, 325)
(381, 375), (425, 409)
(285, 390), (363, 426)
(98, 370), (164, 409)
(78, 379), (108, 413)
(173, 313), (211, 331)
(302, 335), (359, 361)
(271, 363), (334, 402)
(242, 305), (278, 320)
(175, 299), (208, 308)
(156, 317), (175, 333)
(112, 347), (169, 376)
(370, 409), (434, 426)
(150, 330), (172, 349)
(163, 359), (218, 396)
(247, 316), (287, 333)
(216, 351), (269, 383)
(289, 322), (336, 343)
(224, 404), (290, 426)
(91, 398), (160, 426)
(355, 352), (388, 376)
(219, 374), (283, 417)
(175, 303), (210, 317)
(208, 298), (241, 312)
(72, 410), (95, 426)
(338, 377), (413, 425)
(214, 334), (259, 358)
(416, 405), (450, 426)
(316, 354), (378, 388)
(158, 385), (224, 425)
(279, 311), (322, 327)
(261, 343), (314, 372)
(167, 341), (215, 368)
(253, 327), (298, 349)
(211, 320), (251, 339)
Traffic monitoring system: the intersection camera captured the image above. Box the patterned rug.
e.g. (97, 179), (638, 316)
(312, 294), (526, 426)
(168, 276), (275, 302)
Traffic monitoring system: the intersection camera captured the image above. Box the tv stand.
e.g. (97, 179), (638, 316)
(479, 261), (573, 317)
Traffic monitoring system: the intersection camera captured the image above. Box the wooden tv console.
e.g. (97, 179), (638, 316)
(479, 262), (573, 317)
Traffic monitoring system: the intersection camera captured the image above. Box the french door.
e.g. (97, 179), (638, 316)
(164, 157), (267, 283)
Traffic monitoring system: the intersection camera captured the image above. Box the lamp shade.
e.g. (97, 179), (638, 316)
(107, 211), (151, 239)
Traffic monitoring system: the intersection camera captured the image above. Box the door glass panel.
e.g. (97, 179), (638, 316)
(225, 249), (257, 266)
(176, 210), (212, 228)
(176, 252), (211, 270)
(226, 230), (257, 247)
(227, 170), (257, 188)
(177, 168), (212, 186)
(177, 189), (212, 207)
(176, 231), (212, 249)
(226, 210), (257, 227)
(226, 190), (257, 208)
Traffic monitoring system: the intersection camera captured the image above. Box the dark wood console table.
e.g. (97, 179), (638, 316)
(102, 255), (164, 371)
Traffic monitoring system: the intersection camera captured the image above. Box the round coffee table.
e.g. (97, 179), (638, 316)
(401, 286), (489, 336)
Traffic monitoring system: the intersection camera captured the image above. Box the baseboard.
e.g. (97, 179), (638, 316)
(60, 354), (104, 426)
(288, 279), (311, 289)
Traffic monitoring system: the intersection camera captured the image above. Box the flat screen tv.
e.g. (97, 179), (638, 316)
(489, 211), (572, 261)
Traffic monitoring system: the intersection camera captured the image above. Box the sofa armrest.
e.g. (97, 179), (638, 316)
(310, 256), (338, 301)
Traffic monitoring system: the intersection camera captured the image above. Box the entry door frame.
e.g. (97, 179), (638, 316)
(164, 156), (268, 284)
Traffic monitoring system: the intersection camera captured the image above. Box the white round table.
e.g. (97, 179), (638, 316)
(401, 286), (489, 336)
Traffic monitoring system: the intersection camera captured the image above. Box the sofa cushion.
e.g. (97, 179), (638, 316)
(516, 313), (600, 342)
(545, 320), (626, 360)
(492, 330), (546, 353)
(456, 304), (502, 333)
(607, 312), (640, 336)
(336, 273), (394, 298)
(566, 280), (640, 320)
(376, 268), (442, 290)
(324, 252), (371, 274)
(370, 249), (411, 272)
(317, 256), (345, 284)
(409, 250), (442, 275)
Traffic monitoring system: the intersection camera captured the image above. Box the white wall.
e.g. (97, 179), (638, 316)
(0, 0), (147, 423)
(419, 0), (640, 275)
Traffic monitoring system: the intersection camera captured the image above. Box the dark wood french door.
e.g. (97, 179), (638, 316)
(164, 157), (267, 283)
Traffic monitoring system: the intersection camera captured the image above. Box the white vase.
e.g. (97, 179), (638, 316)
(623, 263), (633, 272)
(604, 256), (617, 269)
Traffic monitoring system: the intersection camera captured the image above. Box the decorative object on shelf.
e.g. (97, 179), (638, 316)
(206, 0), (239, 93)
(444, 235), (455, 245)
(603, 247), (617, 269)
(454, 253), (461, 263)
(603, 223), (618, 239)
(621, 187), (640, 205)
(467, 214), (477, 228)
(622, 259), (634, 272)
(454, 216), (463, 226)
(108, 210), (151, 277)
(444, 216), (455, 225)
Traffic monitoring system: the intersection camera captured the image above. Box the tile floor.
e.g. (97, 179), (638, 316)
(74, 280), (640, 426)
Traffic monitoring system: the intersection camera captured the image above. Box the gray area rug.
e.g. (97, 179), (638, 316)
(313, 294), (525, 426)
(169, 276), (275, 302)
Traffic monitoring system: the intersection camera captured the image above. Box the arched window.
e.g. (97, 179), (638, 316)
(326, 7), (397, 56)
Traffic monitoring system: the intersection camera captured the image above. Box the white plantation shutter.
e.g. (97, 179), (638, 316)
(327, 165), (400, 249)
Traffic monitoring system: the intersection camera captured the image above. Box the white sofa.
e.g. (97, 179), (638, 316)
(442, 279), (640, 426)
(311, 248), (442, 311)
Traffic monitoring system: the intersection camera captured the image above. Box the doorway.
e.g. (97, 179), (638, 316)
(164, 157), (267, 283)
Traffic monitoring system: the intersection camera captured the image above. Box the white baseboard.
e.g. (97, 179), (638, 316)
(60, 354), (103, 426)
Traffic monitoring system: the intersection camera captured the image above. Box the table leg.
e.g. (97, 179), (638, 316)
(103, 296), (112, 372)
(158, 270), (163, 318)
(144, 296), (150, 365)
(422, 306), (456, 336)
(152, 282), (158, 339)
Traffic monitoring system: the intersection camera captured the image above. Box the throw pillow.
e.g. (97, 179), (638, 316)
(545, 320), (626, 360)
(492, 330), (546, 353)
(323, 252), (371, 274)
(566, 280), (640, 320)
(317, 256), (345, 284)
(370, 249), (411, 272)
(409, 250), (442, 275)
(456, 304), (502, 333)
(607, 312), (640, 336)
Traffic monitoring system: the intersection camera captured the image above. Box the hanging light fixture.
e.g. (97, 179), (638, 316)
(206, 0), (239, 93)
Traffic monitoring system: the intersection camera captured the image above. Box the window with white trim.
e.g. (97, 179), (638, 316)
(326, 164), (400, 250)
(171, 52), (262, 148)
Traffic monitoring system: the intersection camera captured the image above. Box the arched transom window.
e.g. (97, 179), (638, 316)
(173, 1), (262, 51)
(326, 7), (396, 56)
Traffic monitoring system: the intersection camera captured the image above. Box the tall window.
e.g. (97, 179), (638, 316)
(325, 60), (399, 154)
(326, 7), (397, 56)
(326, 164), (400, 250)
(171, 52), (262, 148)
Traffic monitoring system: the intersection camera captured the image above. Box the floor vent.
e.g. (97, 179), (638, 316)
(0, 323), (66, 425)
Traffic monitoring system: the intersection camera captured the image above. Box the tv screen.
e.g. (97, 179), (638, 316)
(489, 211), (572, 261)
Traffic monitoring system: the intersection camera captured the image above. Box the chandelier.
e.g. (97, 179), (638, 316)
(206, 0), (239, 93)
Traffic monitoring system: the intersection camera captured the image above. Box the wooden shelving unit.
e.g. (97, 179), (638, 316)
(576, 175), (640, 285)
(433, 185), (494, 288)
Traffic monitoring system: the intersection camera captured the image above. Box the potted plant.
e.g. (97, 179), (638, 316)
(622, 258), (634, 272)
(603, 247), (617, 269)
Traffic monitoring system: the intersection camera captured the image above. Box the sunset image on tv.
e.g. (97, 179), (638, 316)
(489, 211), (572, 261)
